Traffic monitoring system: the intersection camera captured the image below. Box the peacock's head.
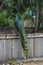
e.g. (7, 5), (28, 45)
(16, 14), (18, 17)
(15, 14), (19, 20)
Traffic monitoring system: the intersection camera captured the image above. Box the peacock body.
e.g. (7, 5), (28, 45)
(14, 15), (29, 58)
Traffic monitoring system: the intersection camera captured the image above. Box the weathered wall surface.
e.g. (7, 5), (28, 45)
(0, 34), (43, 61)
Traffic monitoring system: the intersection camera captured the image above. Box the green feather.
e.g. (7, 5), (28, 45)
(15, 15), (29, 58)
(18, 21), (29, 58)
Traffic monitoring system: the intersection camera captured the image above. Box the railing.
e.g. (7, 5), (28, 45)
(0, 27), (43, 33)
(0, 27), (35, 34)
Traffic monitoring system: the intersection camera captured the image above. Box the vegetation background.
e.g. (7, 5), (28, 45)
(0, 0), (43, 33)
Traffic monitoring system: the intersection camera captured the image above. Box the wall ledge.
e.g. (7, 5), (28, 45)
(0, 33), (43, 39)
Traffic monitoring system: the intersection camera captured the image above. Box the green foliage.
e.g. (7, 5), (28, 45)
(0, 10), (8, 26)
(0, 0), (35, 27)
(8, 18), (14, 27)
(0, 0), (43, 30)
(9, 61), (16, 65)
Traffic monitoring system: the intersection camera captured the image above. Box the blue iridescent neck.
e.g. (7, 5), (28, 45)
(15, 14), (19, 20)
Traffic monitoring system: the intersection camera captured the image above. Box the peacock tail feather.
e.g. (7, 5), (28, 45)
(18, 29), (29, 58)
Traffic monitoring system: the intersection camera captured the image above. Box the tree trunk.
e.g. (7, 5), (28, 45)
(35, 0), (39, 32)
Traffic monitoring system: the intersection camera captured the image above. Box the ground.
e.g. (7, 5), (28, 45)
(23, 61), (43, 65)
(1, 61), (43, 65)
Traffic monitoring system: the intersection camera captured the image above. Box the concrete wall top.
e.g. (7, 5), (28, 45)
(0, 33), (43, 39)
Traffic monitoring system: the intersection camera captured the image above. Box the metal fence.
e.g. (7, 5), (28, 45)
(0, 27), (35, 34)
(0, 27), (43, 34)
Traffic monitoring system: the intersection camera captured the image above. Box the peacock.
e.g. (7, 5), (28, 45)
(14, 15), (29, 58)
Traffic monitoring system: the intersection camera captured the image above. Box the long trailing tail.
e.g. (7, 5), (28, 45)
(18, 29), (29, 58)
